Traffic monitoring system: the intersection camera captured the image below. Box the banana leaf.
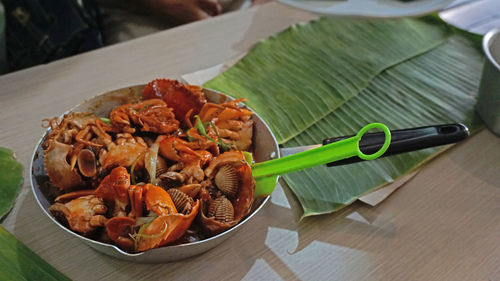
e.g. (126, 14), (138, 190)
(204, 17), (452, 143)
(282, 36), (483, 216)
(0, 147), (23, 219)
(0, 225), (70, 281)
(0, 150), (67, 279)
(204, 17), (484, 217)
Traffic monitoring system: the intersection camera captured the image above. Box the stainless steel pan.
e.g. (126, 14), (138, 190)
(30, 85), (280, 263)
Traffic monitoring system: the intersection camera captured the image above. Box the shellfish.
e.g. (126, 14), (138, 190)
(49, 195), (107, 236)
(207, 196), (234, 223)
(197, 98), (254, 151)
(94, 166), (131, 217)
(214, 165), (239, 199)
(142, 79), (207, 123)
(135, 184), (200, 252)
(156, 157), (168, 177)
(109, 99), (179, 134)
(44, 141), (83, 190)
(40, 79), (260, 254)
(77, 149), (97, 177)
(200, 151), (255, 235)
(167, 188), (194, 214)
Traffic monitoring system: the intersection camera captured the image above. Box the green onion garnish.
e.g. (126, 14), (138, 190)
(194, 115), (232, 151)
(99, 117), (111, 124)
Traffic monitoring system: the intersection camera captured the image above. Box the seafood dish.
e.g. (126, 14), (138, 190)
(40, 79), (258, 253)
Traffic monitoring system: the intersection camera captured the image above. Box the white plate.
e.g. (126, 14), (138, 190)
(278, 0), (455, 18)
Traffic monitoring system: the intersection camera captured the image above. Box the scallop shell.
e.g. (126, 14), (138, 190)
(208, 196), (234, 223)
(167, 188), (194, 214)
(214, 165), (239, 198)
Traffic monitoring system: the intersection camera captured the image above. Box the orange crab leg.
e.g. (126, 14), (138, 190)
(128, 185), (144, 218)
(198, 102), (224, 122)
(69, 142), (85, 171)
(75, 126), (103, 147)
(216, 107), (253, 123)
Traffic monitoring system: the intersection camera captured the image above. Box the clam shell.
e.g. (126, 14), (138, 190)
(167, 188), (194, 214)
(208, 196), (234, 223)
(155, 157), (168, 177)
(77, 149), (97, 177)
(159, 171), (185, 187)
(214, 165), (239, 198)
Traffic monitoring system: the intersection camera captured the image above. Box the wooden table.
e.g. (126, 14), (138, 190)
(1, 2), (499, 280)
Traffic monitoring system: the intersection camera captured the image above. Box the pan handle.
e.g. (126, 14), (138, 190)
(324, 123), (469, 167)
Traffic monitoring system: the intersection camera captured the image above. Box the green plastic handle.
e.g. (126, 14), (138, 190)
(253, 123), (391, 198)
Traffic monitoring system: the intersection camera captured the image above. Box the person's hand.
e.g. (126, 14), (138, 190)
(143, 0), (222, 24)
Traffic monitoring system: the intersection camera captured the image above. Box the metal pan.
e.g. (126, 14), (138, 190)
(30, 85), (280, 263)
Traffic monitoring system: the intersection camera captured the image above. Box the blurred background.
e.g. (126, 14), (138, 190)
(0, 0), (497, 75)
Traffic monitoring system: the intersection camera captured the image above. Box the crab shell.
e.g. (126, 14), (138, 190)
(142, 79), (207, 123)
(44, 141), (84, 190)
(200, 151), (255, 235)
(49, 195), (107, 236)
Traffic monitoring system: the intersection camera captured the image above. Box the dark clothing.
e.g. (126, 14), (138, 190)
(2, 0), (103, 72)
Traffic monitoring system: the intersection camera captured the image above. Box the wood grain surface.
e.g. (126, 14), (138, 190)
(1, 2), (499, 280)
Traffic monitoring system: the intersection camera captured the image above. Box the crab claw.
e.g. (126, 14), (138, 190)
(135, 200), (200, 252)
(134, 184), (199, 252)
(105, 216), (136, 252)
(159, 136), (202, 163)
(143, 184), (177, 215)
(198, 99), (254, 151)
(95, 166), (130, 217)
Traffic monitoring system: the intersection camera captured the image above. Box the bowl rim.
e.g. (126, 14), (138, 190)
(483, 28), (500, 71)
